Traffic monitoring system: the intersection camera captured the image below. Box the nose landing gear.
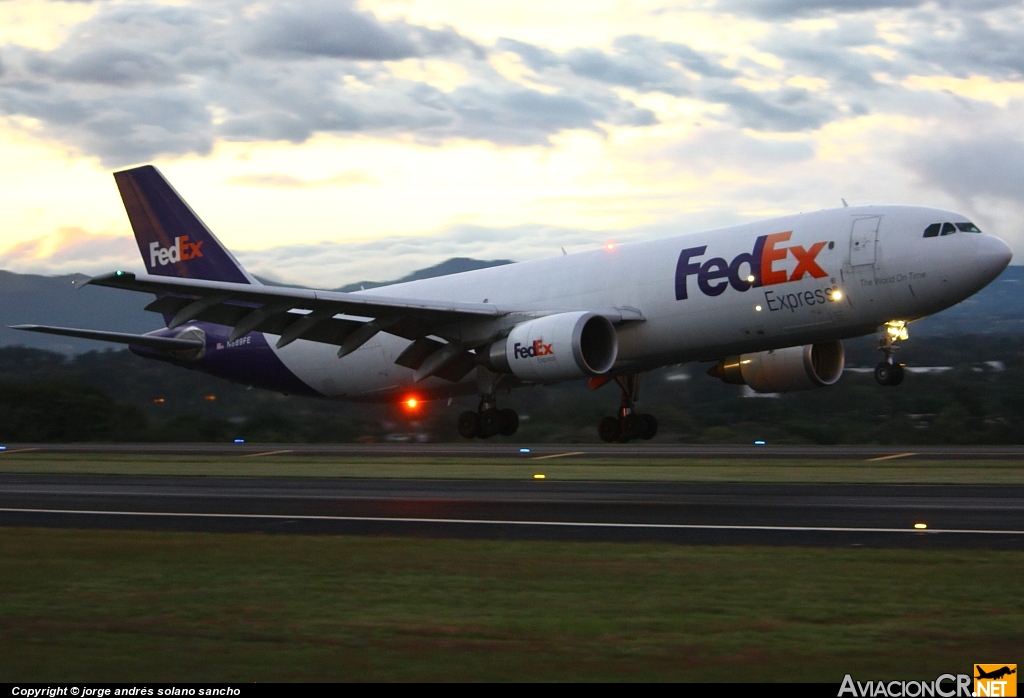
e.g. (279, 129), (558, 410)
(875, 320), (907, 386)
(597, 374), (658, 443)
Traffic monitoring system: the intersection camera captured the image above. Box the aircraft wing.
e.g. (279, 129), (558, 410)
(80, 272), (644, 375)
(10, 324), (205, 351)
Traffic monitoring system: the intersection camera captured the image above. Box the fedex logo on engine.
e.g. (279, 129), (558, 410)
(675, 231), (829, 300)
(148, 236), (204, 268)
(513, 340), (554, 359)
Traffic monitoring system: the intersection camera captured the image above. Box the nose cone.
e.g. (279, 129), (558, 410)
(977, 234), (1013, 276)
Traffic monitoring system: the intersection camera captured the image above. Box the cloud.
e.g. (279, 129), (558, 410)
(247, 1), (482, 60)
(718, 0), (1019, 18)
(228, 170), (379, 187)
(0, 228), (139, 276)
(499, 34), (840, 132)
(903, 134), (1024, 204)
(0, 1), (658, 165)
(659, 129), (816, 175)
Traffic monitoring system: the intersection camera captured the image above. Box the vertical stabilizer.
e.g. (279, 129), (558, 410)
(114, 165), (256, 285)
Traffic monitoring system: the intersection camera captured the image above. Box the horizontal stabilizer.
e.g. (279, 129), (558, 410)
(10, 325), (204, 351)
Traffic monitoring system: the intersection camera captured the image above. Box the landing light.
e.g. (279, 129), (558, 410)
(886, 320), (909, 341)
(755, 305), (762, 312)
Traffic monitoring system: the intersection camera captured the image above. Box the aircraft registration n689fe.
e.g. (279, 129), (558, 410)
(14, 166), (1013, 442)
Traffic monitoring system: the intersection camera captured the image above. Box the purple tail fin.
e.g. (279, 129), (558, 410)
(114, 165), (255, 285)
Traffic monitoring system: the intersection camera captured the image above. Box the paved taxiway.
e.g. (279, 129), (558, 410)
(6, 442), (1024, 459)
(1, 474), (1022, 549)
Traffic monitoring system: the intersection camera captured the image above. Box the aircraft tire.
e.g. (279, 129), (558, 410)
(457, 411), (479, 439)
(639, 413), (658, 440)
(479, 409), (501, 438)
(621, 413), (642, 441)
(874, 362), (894, 386)
(498, 408), (519, 436)
(598, 416), (620, 442)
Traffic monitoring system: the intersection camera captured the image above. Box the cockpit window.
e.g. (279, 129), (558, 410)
(923, 223), (941, 238)
(956, 222), (982, 233)
(941, 222), (956, 236)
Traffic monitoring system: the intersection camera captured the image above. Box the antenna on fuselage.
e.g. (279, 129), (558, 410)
(561, 247), (568, 255)
(841, 198), (849, 207)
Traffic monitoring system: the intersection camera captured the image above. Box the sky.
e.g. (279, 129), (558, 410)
(0, 0), (1022, 287)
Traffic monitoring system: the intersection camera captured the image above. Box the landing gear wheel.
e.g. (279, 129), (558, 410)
(478, 409), (501, 438)
(498, 408), (519, 436)
(874, 362), (905, 386)
(598, 416), (620, 443)
(457, 411), (479, 439)
(620, 413), (642, 441)
(639, 413), (658, 440)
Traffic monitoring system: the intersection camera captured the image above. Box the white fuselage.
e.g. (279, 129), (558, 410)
(266, 205), (1012, 401)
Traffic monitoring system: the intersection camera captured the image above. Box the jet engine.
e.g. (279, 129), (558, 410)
(709, 340), (844, 393)
(481, 311), (617, 382)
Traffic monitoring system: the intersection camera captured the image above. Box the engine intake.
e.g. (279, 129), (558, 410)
(709, 341), (844, 393)
(483, 311), (617, 382)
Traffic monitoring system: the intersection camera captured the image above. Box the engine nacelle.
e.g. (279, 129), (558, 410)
(710, 341), (844, 393)
(483, 311), (617, 382)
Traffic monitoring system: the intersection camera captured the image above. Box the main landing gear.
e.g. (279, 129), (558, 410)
(597, 374), (658, 443)
(875, 320), (907, 386)
(458, 396), (519, 439)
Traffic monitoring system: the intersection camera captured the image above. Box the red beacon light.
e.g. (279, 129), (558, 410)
(605, 242), (616, 251)
(401, 395), (421, 412)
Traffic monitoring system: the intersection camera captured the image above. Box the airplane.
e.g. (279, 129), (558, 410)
(976, 666), (1017, 681)
(12, 165), (1013, 441)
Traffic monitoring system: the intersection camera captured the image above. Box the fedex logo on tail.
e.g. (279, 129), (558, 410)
(149, 236), (204, 268)
(675, 231), (829, 300)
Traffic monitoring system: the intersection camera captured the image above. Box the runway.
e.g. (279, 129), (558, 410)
(1, 474), (1022, 548)
(5, 442), (1024, 459)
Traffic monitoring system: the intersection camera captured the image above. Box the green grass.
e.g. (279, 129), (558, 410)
(2, 452), (1024, 483)
(1, 527), (1021, 681)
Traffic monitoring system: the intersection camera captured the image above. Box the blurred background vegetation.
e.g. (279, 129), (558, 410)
(2, 333), (1023, 444)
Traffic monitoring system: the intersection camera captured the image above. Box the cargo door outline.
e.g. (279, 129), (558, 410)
(850, 216), (879, 267)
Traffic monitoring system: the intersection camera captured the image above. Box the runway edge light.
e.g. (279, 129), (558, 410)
(534, 474), (546, 479)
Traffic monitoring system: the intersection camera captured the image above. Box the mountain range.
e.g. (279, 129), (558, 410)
(1, 259), (1020, 353)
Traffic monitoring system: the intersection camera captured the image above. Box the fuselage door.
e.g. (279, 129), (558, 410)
(850, 216), (880, 267)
